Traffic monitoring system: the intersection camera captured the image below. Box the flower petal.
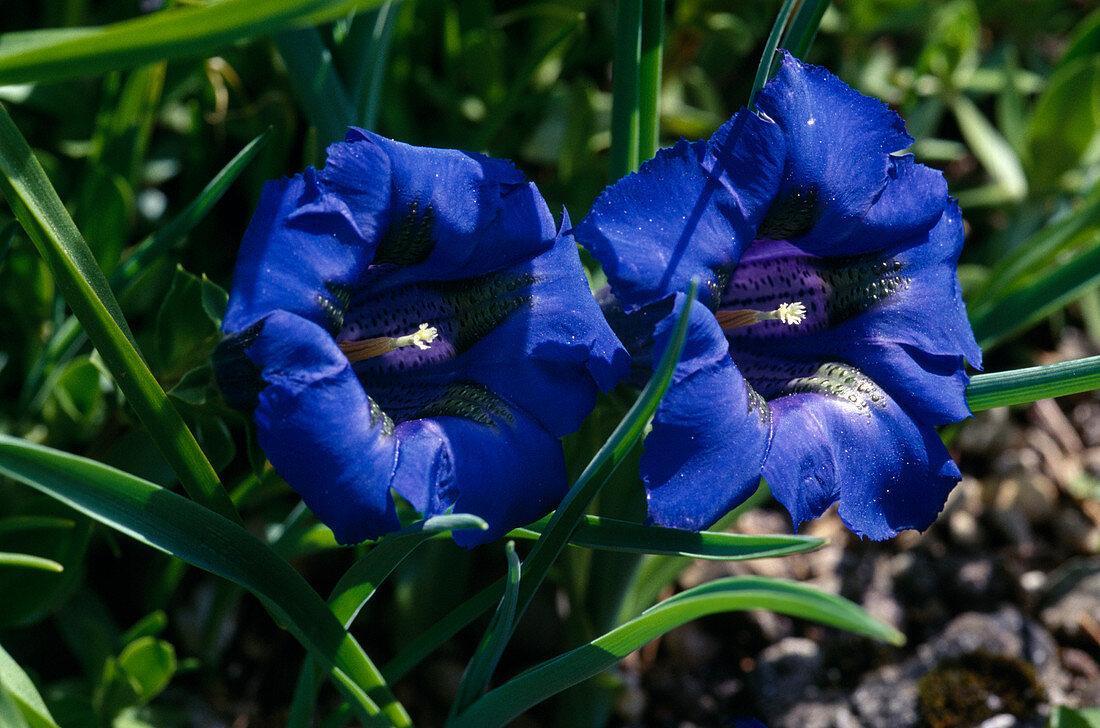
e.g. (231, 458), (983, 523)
(223, 171), (384, 334)
(390, 406), (569, 547)
(342, 128), (557, 282)
(641, 294), (771, 530)
(246, 310), (400, 544)
(763, 363), (960, 540)
(575, 113), (784, 311)
(721, 202), (980, 424)
(749, 51), (945, 253)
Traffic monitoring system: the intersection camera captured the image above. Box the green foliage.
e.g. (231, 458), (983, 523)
(0, 1), (1098, 726)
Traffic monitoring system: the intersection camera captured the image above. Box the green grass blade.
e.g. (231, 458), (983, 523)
(749, 0), (799, 108)
(609, 0), (642, 180)
(0, 552), (64, 573)
(450, 542), (521, 717)
(0, 435), (410, 728)
(341, 1), (400, 130)
(22, 131), (269, 411)
(0, 0), (386, 86)
(382, 580), (504, 682)
(637, 0), (664, 162)
(950, 94), (1028, 201)
(966, 356), (1100, 411)
(275, 28), (356, 146)
(0, 103), (239, 523)
(509, 514), (822, 560)
(972, 185), (1100, 312)
(453, 576), (902, 727)
(112, 131), (270, 291)
(511, 282), (697, 634)
(0, 643), (59, 728)
(782, 0), (830, 58)
(615, 482), (772, 622)
(289, 513), (488, 728)
(970, 239), (1100, 348)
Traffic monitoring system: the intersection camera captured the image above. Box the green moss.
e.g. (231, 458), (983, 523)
(916, 651), (1045, 728)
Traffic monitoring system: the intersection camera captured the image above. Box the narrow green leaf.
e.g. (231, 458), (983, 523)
(287, 514), (487, 728)
(973, 185), (1100, 309)
(637, 0), (664, 163)
(275, 28), (356, 146)
(966, 356), (1100, 411)
(0, 552), (63, 573)
(450, 542), (521, 717)
(382, 581), (504, 682)
(511, 282), (697, 635)
(609, 0), (642, 180)
(0, 642), (60, 728)
(510, 514), (822, 560)
(351, 1), (400, 130)
(749, 0), (799, 108)
(0, 516), (74, 536)
(112, 131), (269, 291)
(0, 0), (386, 86)
(950, 94), (1027, 200)
(0, 103), (239, 523)
(453, 576), (902, 727)
(0, 436), (410, 728)
(0, 686), (31, 728)
(971, 239), (1100, 348)
(781, 0), (830, 59)
(116, 637), (176, 705)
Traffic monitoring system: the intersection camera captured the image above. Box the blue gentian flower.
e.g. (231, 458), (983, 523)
(213, 129), (628, 546)
(575, 52), (981, 539)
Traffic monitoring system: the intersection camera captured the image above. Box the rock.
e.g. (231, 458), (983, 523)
(775, 690), (861, 728)
(748, 637), (825, 720)
(851, 664), (921, 728)
(1040, 558), (1100, 644)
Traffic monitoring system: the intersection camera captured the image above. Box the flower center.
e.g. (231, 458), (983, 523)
(339, 322), (439, 363)
(716, 302), (806, 331)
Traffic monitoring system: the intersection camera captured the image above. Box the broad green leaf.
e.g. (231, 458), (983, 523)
(510, 514), (823, 560)
(0, 553), (63, 573)
(0, 685), (31, 728)
(1050, 705), (1100, 728)
(453, 576), (902, 727)
(0, 435), (410, 727)
(154, 266), (223, 380)
(0, 0), (387, 86)
(118, 612), (168, 646)
(1027, 57), (1100, 192)
(116, 637), (176, 705)
(0, 102), (239, 523)
(0, 642), (61, 728)
(966, 356), (1100, 411)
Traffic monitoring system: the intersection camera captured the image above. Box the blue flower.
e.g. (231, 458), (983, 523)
(214, 129), (628, 546)
(575, 52), (981, 539)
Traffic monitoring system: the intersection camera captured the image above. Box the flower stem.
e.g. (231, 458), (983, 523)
(966, 355), (1100, 411)
(609, 0), (642, 180)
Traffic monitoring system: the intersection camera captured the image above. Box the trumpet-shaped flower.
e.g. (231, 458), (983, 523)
(214, 129), (627, 546)
(575, 52), (981, 539)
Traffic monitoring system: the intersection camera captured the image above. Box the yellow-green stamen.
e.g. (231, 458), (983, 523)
(339, 323), (439, 363)
(716, 301), (807, 331)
